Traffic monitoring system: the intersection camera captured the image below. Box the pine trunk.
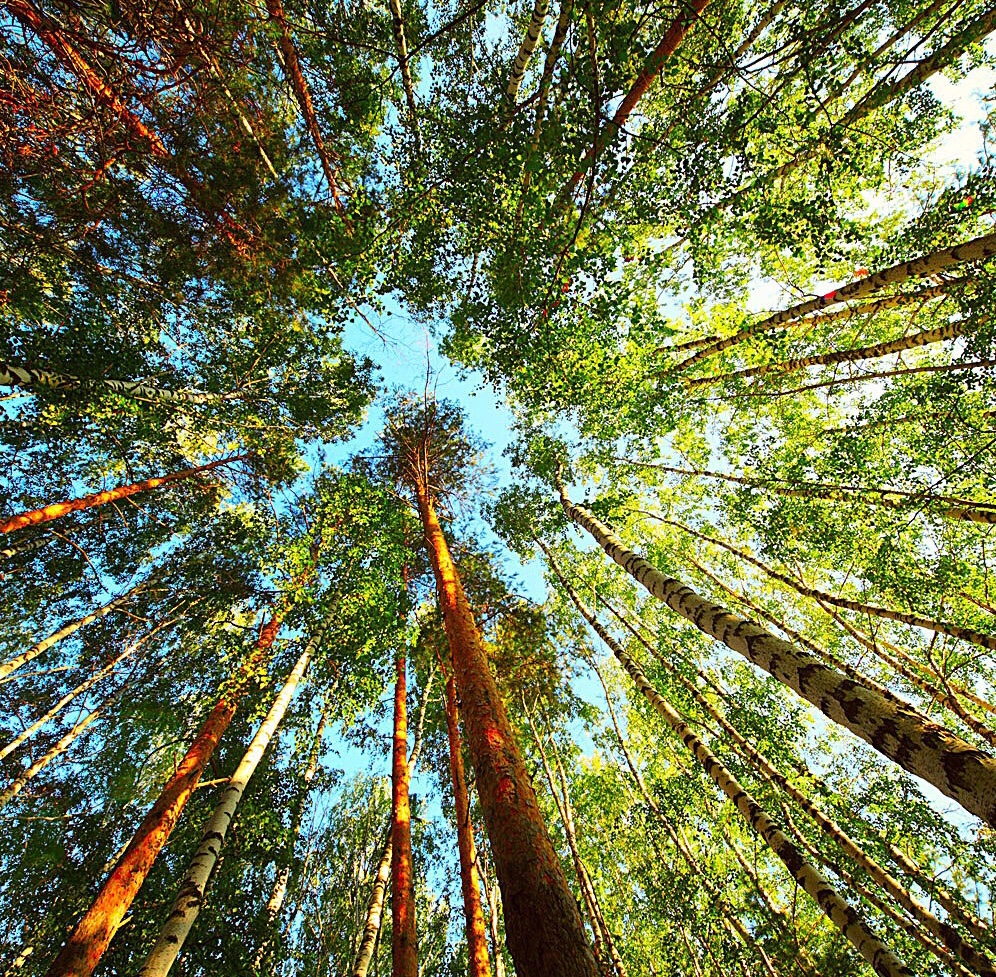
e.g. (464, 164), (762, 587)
(443, 670), (493, 977)
(263, 0), (343, 207)
(1, 455), (244, 535)
(44, 611), (284, 977)
(558, 491), (996, 826)
(391, 647), (418, 977)
(5, 0), (169, 156)
(138, 638), (316, 977)
(561, 0), (710, 200)
(414, 484), (599, 977)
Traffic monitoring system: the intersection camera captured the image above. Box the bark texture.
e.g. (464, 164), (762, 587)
(416, 484), (599, 977)
(44, 612), (284, 977)
(0, 361), (227, 405)
(506, 0), (549, 100)
(391, 647), (418, 977)
(138, 639), (316, 977)
(559, 488), (996, 826)
(443, 670), (493, 977)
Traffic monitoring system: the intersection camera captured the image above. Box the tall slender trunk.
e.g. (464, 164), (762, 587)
(559, 0), (710, 201)
(353, 829), (393, 977)
(391, 646), (418, 977)
(1, 455), (244, 535)
(667, 515), (996, 654)
(527, 706), (627, 977)
(263, 0), (344, 207)
(443, 669), (492, 977)
(557, 492), (996, 825)
(414, 484), (599, 977)
(138, 636), (317, 977)
(514, 0), (573, 225)
(255, 703), (330, 969)
(352, 668), (436, 977)
(616, 459), (996, 524)
(0, 615), (168, 760)
(547, 552), (911, 977)
(477, 849), (507, 977)
(689, 5), (996, 236)
(677, 230), (996, 373)
(0, 588), (140, 683)
(599, 578), (995, 971)
(0, 360), (230, 406)
(0, 687), (123, 809)
(506, 0), (549, 101)
(689, 318), (968, 388)
(44, 610), (285, 977)
(387, 0), (423, 155)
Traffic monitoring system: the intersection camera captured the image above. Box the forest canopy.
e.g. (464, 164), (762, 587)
(2, 0), (996, 976)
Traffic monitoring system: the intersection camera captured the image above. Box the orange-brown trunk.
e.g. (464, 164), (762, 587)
(5, 0), (169, 157)
(391, 648), (418, 977)
(44, 612), (283, 977)
(414, 486), (598, 977)
(1, 456), (242, 535)
(443, 670), (493, 977)
(563, 0), (710, 198)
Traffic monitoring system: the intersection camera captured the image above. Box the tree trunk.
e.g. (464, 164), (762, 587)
(615, 459), (996, 525)
(443, 669), (492, 977)
(263, 0), (344, 207)
(506, 0), (549, 101)
(353, 828), (393, 977)
(597, 579), (995, 971)
(0, 588), (139, 683)
(414, 484), (599, 977)
(391, 646), (418, 977)
(548, 553), (911, 977)
(255, 703), (330, 969)
(0, 360), (229, 406)
(529, 707), (628, 977)
(690, 318), (968, 388)
(557, 491), (996, 826)
(44, 610), (285, 977)
(1, 455), (244, 535)
(677, 230), (996, 372)
(0, 619), (161, 760)
(670, 516), (996, 654)
(138, 636), (317, 977)
(387, 0), (423, 155)
(560, 0), (710, 201)
(1, 534), (53, 562)
(689, 5), (996, 240)
(4, 0), (169, 157)
(352, 669), (436, 977)
(0, 687), (122, 809)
